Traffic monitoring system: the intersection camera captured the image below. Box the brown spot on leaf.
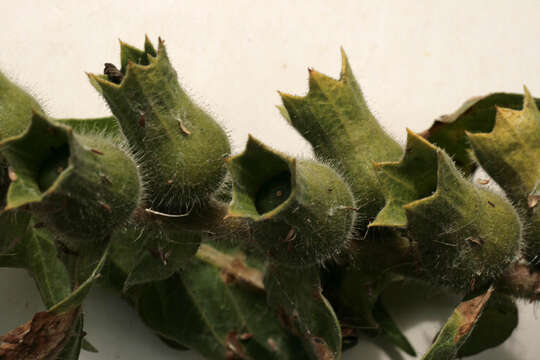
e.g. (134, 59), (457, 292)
(226, 332), (247, 359)
(99, 201), (112, 214)
(528, 194), (540, 209)
(238, 333), (252, 341)
(497, 263), (540, 299)
(8, 168), (17, 182)
(0, 308), (79, 359)
(341, 326), (356, 339)
(178, 120), (191, 135)
(266, 338), (279, 352)
(100, 174), (112, 185)
(310, 336), (335, 360)
(225, 349), (236, 360)
(219, 269), (236, 284)
(487, 200), (495, 208)
(91, 148), (104, 155)
(454, 286), (494, 344)
(283, 228), (296, 243)
(476, 178), (490, 185)
(138, 114), (146, 128)
(465, 236), (484, 247)
(312, 286), (322, 301)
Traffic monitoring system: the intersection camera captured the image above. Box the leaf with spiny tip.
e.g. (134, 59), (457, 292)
(421, 286), (494, 360)
(264, 264), (342, 360)
(0, 111), (141, 246)
(467, 87), (540, 260)
(119, 37), (158, 73)
(404, 151), (521, 289)
(276, 104), (292, 123)
(53, 116), (123, 138)
(422, 92), (540, 176)
(370, 130), (438, 228)
(134, 243), (309, 360)
(458, 292), (518, 357)
(0, 70), (44, 143)
(279, 49), (402, 229)
(227, 135), (355, 267)
(89, 37), (230, 214)
(227, 135), (296, 221)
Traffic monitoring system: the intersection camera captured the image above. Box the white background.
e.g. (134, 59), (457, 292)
(1, 1), (539, 359)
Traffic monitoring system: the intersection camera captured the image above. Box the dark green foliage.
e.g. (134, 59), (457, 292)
(0, 36), (537, 360)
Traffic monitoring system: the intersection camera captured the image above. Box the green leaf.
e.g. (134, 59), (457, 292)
(0, 209), (31, 267)
(53, 116), (122, 138)
(467, 88), (540, 260)
(123, 225), (201, 290)
(135, 244), (308, 360)
(0, 111), (141, 247)
(119, 35), (157, 73)
(372, 297), (416, 356)
(0, 70), (44, 143)
(279, 49), (402, 228)
(370, 130), (438, 228)
(0, 210), (72, 308)
(264, 264), (342, 360)
(0, 208), (109, 312)
(89, 37), (230, 213)
(404, 150), (521, 289)
(422, 92), (540, 176)
(458, 292), (518, 357)
(227, 136), (355, 267)
(54, 312), (85, 359)
(24, 218), (72, 308)
(322, 265), (387, 333)
(49, 244), (109, 314)
(422, 286), (494, 360)
(322, 262), (414, 356)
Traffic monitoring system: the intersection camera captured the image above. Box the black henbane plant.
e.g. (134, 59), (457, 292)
(0, 36), (539, 360)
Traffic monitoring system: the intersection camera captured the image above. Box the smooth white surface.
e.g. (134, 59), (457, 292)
(1, 1), (539, 359)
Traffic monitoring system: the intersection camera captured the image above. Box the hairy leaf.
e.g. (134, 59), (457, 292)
(468, 88), (540, 260)
(404, 150), (520, 289)
(371, 130), (438, 228)
(279, 49), (402, 227)
(136, 244), (308, 360)
(422, 92), (540, 176)
(89, 37), (230, 213)
(265, 265), (341, 360)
